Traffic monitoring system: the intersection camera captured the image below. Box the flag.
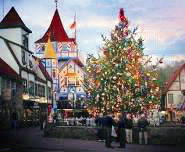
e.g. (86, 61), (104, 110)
(69, 20), (76, 29)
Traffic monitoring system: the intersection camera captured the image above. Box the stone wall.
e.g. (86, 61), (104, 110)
(45, 126), (97, 140)
(44, 126), (185, 145)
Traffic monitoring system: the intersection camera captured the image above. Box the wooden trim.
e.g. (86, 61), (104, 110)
(21, 66), (35, 75)
(168, 89), (181, 91)
(0, 36), (33, 54)
(35, 76), (46, 84)
(4, 40), (21, 67)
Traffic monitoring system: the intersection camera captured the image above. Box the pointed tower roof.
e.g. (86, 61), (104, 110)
(0, 7), (32, 33)
(42, 34), (57, 59)
(35, 9), (75, 43)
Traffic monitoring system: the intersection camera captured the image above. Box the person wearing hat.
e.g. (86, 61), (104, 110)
(138, 114), (149, 144)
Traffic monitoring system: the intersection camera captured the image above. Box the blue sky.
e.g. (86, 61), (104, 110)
(1, 0), (185, 63)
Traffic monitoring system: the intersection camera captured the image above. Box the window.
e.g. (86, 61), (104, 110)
(53, 69), (56, 78)
(38, 85), (45, 97)
(29, 60), (33, 68)
(22, 50), (26, 65)
(42, 86), (45, 97)
(29, 81), (34, 96)
(22, 34), (28, 49)
(47, 87), (51, 99)
(64, 77), (67, 85)
(62, 43), (69, 51)
(76, 77), (80, 86)
(22, 79), (27, 93)
(5, 79), (11, 89)
(11, 81), (17, 96)
(35, 83), (38, 96)
(68, 77), (75, 85)
(53, 60), (56, 66)
(168, 93), (174, 104)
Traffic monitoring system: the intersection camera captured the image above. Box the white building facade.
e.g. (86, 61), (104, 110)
(0, 7), (53, 121)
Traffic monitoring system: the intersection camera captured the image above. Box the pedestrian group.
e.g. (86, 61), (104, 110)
(95, 112), (149, 148)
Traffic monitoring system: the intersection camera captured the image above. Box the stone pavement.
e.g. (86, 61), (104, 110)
(0, 127), (185, 152)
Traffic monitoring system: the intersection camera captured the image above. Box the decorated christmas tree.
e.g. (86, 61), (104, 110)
(84, 8), (162, 115)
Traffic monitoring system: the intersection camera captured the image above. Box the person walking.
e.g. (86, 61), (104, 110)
(117, 113), (126, 148)
(95, 114), (104, 142)
(104, 113), (115, 148)
(125, 114), (133, 143)
(138, 114), (149, 144)
(11, 111), (17, 129)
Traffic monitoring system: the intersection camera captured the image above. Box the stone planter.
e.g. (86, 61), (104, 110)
(44, 126), (185, 145)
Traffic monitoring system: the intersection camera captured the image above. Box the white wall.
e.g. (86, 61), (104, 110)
(167, 91), (184, 108)
(0, 28), (22, 44)
(180, 68), (185, 90)
(9, 43), (22, 65)
(0, 39), (19, 73)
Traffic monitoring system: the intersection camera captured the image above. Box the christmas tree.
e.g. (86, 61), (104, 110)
(84, 8), (162, 115)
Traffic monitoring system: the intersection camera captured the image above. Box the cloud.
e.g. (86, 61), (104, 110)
(78, 16), (117, 29)
(1, 0), (185, 64)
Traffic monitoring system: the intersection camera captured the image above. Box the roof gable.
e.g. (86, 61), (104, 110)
(35, 9), (74, 43)
(0, 57), (19, 79)
(0, 7), (32, 33)
(163, 63), (185, 94)
(33, 56), (52, 82)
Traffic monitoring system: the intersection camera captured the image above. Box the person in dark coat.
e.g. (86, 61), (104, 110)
(125, 114), (133, 143)
(138, 114), (149, 144)
(95, 114), (104, 141)
(103, 114), (115, 148)
(117, 113), (126, 148)
(11, 112), (17, 129)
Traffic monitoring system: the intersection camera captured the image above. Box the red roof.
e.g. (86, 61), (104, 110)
(163, 63), (185, 94)
(33, 56), (52, 82)
(0, 58), (20, 79)
(0, 7), (32, 33)
(35, 9), (75, 43)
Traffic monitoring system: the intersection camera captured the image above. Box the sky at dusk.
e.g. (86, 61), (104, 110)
(1, 0), (185, 64)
